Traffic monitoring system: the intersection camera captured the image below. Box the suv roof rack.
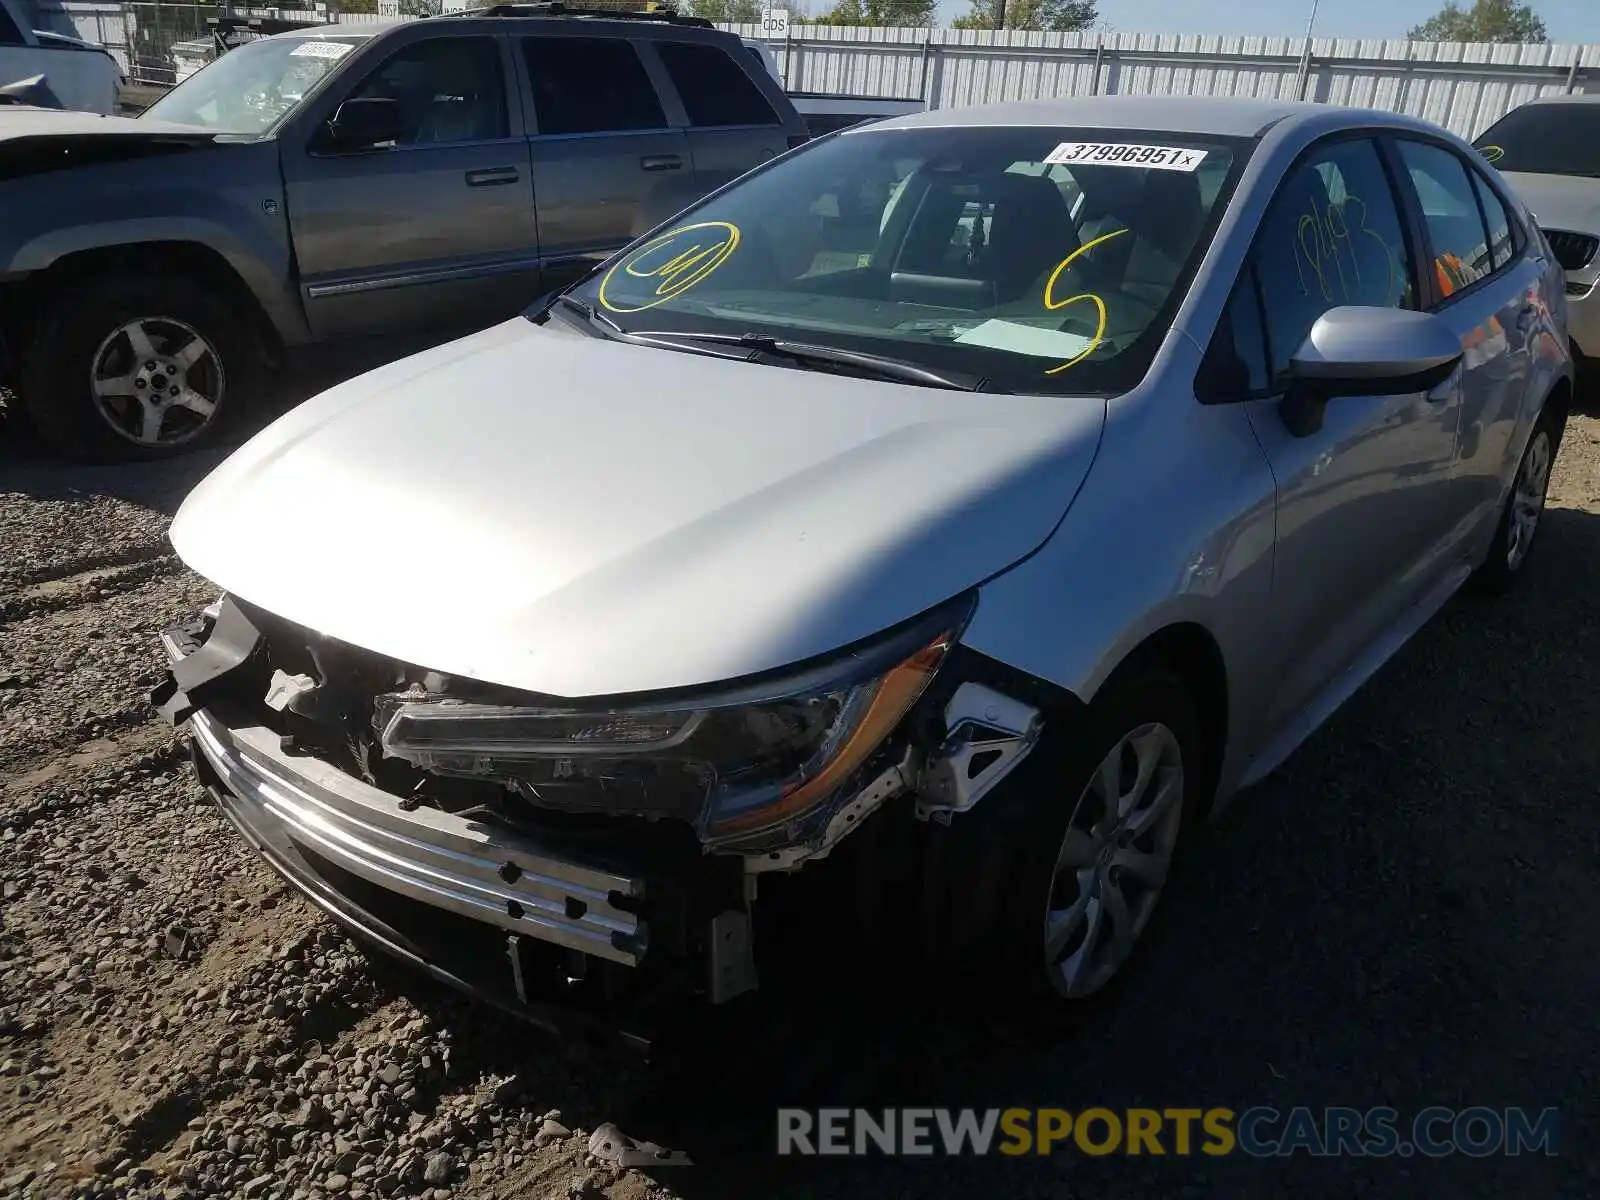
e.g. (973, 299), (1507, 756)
(443, 3), (715, 26)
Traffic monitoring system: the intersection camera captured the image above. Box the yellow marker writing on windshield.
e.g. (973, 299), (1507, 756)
(1479, 144), (1505, 163)
(598, 221), (741, 314)
(1042, 228), (1127, 374)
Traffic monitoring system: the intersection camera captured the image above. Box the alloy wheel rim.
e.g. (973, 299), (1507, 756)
(1506, 430), (1551, 571)
(90, 317), (225, 447)
(1044, 722), (1185, 998)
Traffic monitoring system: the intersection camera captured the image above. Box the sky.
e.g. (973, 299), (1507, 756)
(925, 0), (1600, 43)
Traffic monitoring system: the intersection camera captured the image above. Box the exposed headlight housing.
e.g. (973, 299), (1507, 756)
(373, 595), (975, 851)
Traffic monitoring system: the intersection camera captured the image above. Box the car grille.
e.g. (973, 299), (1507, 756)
(1542, 228), (1599, 271)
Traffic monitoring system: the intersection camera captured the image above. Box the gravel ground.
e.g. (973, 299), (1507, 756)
(1, 382), (1597, 1200)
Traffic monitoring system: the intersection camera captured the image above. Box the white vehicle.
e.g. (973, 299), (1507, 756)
(0, 0), (121, 115)
(1473, 96), (1600, 386)
(154, 96), (1571, 1039)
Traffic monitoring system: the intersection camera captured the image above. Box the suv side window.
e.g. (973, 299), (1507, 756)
(1395, 139), (1495, 300)
(655, 41), (780, 128)
(1251, 137), (1416, 382)
(522, 37), (666, 135)
(338, 38), (508, 146)
(1467, 166), (1516, 270)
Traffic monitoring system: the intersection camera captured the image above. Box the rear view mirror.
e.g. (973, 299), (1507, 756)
(322, 96), (404, 152)
(1281, 307), (1463, 437)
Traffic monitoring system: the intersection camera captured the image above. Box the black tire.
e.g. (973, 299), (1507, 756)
(1471, 404), (1563, 595)
(20, 271), (263, 463)
(917, 664), (1206, 1015)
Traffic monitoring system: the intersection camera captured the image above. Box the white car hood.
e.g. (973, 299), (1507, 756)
(1500, 171), (1600, 245)
(170, 318), (1105, 698)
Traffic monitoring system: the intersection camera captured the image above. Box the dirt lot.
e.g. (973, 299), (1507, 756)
(1, 380), (1597, 1200)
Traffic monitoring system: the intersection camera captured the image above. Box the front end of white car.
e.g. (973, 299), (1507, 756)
(146, 296), (1109, 1044)
(153, 580), (1064, 1045)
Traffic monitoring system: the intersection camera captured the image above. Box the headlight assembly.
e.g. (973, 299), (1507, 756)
(372, 595), (974, 850)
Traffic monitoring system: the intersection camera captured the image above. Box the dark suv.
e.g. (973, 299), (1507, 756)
(0, 4), (810, 461)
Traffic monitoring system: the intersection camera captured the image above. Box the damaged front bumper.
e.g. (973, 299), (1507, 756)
(154, 601), (764, 1049)
(181, 697), (647, 966)
(153, 593), (1050, 1047)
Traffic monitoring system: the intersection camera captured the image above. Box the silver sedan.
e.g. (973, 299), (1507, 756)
(155, 95), (1574, 1028)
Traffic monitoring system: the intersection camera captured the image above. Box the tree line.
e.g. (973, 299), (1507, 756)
(685, 0), (1550, 40)
(685, 0), (1100, 31)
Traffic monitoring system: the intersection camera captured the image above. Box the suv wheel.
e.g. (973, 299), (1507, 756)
(21, 271), (263, 462)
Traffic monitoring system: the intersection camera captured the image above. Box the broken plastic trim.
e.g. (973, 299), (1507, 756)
(915, 681), (1043, 821)
(150, 596), (262, 727)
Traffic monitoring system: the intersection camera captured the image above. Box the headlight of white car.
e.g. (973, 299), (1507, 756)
(371, 595), (974, 848)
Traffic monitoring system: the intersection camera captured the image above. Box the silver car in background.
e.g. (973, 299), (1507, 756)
(153, 96), (1573, 1037)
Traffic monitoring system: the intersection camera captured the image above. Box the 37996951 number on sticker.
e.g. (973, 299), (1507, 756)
(1044, 143), (1209, 172)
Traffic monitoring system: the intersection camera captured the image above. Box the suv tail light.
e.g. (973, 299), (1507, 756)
(787, 133), (810, 150)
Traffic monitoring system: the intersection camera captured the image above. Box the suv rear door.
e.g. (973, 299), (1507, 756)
(517, 32), (693, 294)
(646, 36), (790, 195)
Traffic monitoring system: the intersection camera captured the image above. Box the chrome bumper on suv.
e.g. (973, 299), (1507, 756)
(161, 630), (649, 968)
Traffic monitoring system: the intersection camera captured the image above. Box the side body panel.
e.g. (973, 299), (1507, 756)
(961, 107), (1573, 808)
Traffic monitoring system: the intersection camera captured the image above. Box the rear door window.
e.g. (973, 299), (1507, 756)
(1395, 139), (1495, 301)
(656, 41), (780, 128)
(522, 36), (667, 135)
(1467, 167), (1516, 270)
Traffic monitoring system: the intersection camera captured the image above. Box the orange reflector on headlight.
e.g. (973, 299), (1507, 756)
(708, 631), (955, 837)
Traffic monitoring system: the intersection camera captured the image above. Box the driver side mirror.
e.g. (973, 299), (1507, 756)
(320, 96), (404, 153)
(1280, 306), (1463, 437)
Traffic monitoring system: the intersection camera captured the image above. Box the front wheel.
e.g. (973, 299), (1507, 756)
(918, 666), (1205, 1011)
(20, 271), (263, 462)
(1471, 406), (1562, 595)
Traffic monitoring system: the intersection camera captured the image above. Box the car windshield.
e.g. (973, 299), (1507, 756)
(562, 125), (1247, 396)
(142, 35), (368, 135)
(1475, 104), (1600, 178)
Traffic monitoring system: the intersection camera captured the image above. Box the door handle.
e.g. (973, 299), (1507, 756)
(465, 166), (519, 187)
(639, 154), (683, 172)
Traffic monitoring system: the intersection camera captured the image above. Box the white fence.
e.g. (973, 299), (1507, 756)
(729, 25), (1599, 140)
(35, 2), (1600, 140)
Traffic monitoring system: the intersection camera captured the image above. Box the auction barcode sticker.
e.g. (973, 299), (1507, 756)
(290, 40), (355, 59)
(1044, 142), (1208, 171)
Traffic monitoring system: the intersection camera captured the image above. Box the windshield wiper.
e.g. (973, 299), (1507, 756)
(626, 330), (995, 392)
(550, 293), (624, 334)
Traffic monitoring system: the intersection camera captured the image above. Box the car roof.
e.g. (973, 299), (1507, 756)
(265, 10), (729, 40)
(867, 94), (1369, 138)
(1508, 93), (1600, 107)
